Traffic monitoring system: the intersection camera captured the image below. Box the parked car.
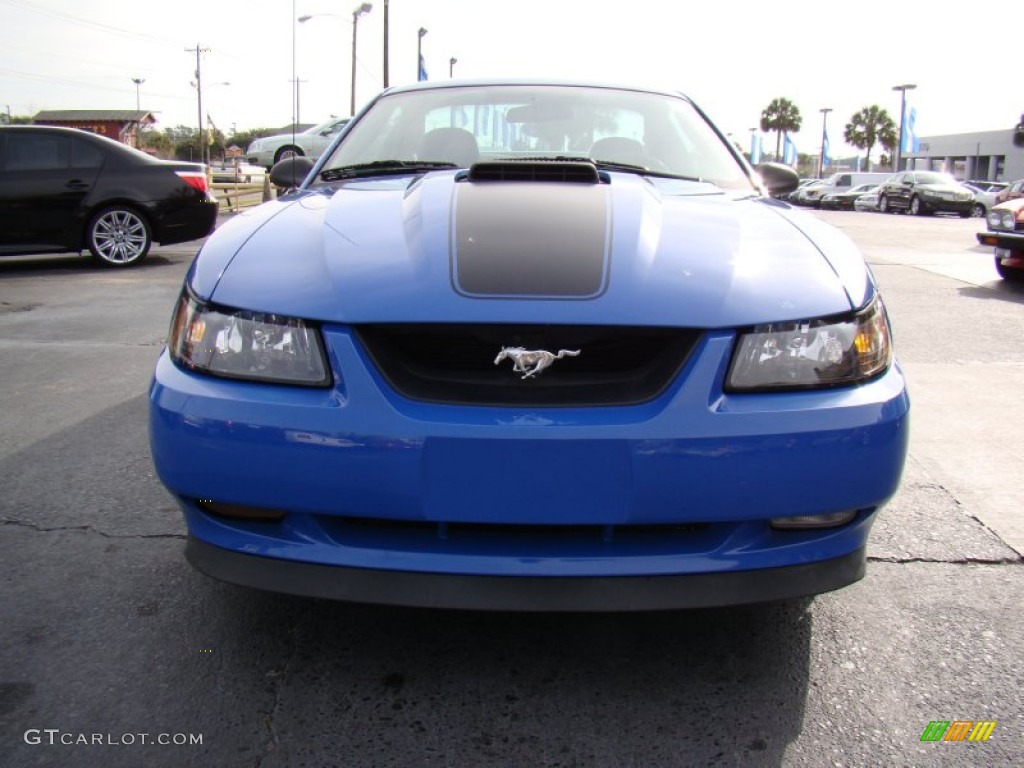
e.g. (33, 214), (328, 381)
(792, 172), (891, 207)
(819, 183), (879, 211)
(961, 181), (1009, 218)
(994, 178), (1024, 205)
(0, 125), (217, 267)
(150, 79), (909, 611)
(779, 177), (819, 202)
(245, 117), (351, 168)
(976, 197), (1024, 281)
(210, 156), (266, 184)
(877, 171), (974, 216)
(854, 189), (881, 212)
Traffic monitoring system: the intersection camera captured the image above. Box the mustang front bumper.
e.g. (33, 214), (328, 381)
(150, 328), (910, 610)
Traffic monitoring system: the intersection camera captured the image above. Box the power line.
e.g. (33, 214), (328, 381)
(0, 66), (190, 102)
(0, 0), (180, 44)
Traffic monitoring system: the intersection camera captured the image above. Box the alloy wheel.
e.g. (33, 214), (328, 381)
(88, 207), (152, 266)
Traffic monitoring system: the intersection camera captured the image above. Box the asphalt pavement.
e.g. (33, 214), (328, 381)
(0, 210), (1021, 767)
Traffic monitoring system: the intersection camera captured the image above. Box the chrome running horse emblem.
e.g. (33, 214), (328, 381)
(494, 347), (580, 379)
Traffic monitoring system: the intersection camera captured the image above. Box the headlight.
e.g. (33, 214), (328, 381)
(726, 297), (891, 391)
(168, 293), (331, 386)
(987, 209), (1017, 231)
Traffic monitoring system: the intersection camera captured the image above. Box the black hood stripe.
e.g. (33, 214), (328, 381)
(450, 181), (611, 299)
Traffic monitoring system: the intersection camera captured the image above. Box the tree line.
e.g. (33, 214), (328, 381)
(0, 113), (280, 162)
(759, 97), (898, 172)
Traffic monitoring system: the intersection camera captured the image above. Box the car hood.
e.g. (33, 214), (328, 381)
(192, 172), (872, 327)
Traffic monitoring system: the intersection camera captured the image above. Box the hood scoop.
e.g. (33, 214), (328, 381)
(465, 160), (600, 184)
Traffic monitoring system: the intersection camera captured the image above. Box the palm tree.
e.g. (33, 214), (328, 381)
(760, 98), (802, 161)
(843, 106), (897, 171)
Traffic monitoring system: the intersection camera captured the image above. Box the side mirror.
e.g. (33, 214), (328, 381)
(755, 162), (800, 197)
(269, 156), (315, 189)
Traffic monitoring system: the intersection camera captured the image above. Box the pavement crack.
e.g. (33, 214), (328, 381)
(1, 517), (185, 540)
(868, 554), (1024, 565)
(256, 605), (311, 767)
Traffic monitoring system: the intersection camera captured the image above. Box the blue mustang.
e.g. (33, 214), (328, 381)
(149, 81), (909, 610)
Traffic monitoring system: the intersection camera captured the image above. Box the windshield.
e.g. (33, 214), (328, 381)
(319, 84), (753, 190)
(305, 118), (346, 135)
(915, 171), (956, 185)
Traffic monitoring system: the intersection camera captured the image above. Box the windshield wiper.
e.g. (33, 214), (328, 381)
(320, 161), (458, 181)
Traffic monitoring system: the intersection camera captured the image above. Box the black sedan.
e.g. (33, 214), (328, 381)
(0, 126), (218, 267)
(818, 183), (878, 211)
(877, 170), (974, 217)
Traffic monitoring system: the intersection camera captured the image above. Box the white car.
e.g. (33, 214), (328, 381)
(246, 117), (351, 168)
(961, 181), (1009, 218)
(854, 190), (880, 212)
(210, 157), (266, 183)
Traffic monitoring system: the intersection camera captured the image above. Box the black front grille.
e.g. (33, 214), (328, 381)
(355, 324), (702, 406)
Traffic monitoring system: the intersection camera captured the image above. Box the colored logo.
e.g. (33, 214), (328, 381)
(920, 721), (996, 742)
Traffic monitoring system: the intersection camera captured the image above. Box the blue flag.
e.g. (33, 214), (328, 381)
(901, 105), (919, 153)
(822, 132), (831, 168)
(418, 54), (428, 82)
(750, 132), (762, 164)
(782, 134), (797, 165)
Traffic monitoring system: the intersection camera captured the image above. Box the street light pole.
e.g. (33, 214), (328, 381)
(132, 77), (145, 112)
(383, 0), (389, 88)
(351, 3), (372, 116)
(449, 57), (457, 78)
(892, 83), (916, 172)
(131, 77), (145, 148)
(417, 27), (428, 81)
(818, 107), (832, 179)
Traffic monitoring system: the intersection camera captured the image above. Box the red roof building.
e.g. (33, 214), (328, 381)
(32, 110), (157, 148)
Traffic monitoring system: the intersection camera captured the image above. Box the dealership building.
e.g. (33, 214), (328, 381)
(904, 128), (1024, 182)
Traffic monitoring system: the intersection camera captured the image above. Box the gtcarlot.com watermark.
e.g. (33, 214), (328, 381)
(24, 729), (203, 747)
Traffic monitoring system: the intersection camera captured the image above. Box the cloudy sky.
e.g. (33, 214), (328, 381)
(2, 0), (1014, 157)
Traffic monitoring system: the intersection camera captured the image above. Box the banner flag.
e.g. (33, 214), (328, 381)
(782, 134), (797, 165)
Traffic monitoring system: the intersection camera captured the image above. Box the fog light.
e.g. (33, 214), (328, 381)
(770, 511), (857, 530)
(197, 500), (286, 522)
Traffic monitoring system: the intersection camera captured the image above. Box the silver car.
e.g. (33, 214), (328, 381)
(961, 181), (1009, 218)
(246, 117), (350, 168)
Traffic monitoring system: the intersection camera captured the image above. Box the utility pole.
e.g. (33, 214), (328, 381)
(186, 44), (211, 165)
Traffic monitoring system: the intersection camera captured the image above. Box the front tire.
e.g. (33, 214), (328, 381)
(909, 195), (924, 216)
(274, 146), (303, 164)
(879, 194), (892, 213)
(86, 206), (152, 267)
(995, 257), (1024, 282)
(971, 203), (986, 218)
